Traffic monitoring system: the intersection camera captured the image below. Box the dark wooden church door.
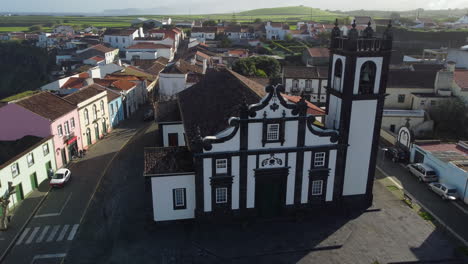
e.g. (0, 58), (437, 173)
(255, 168), (288, 218)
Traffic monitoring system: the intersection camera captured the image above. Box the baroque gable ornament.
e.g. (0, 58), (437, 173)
(261, 153), (283, 167)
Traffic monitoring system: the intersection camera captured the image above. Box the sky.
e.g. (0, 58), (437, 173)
(1, 0), (467, 14)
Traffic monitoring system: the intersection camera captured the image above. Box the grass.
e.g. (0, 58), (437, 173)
(0, 90), (40, 102)
(0, 27), (30, 32)
(386, 185), (399, 191)
(417, 211), (435, 221)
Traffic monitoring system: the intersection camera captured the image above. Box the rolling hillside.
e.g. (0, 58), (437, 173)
(237, 6), (338, 17)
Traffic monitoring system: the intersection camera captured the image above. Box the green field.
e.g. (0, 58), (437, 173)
(0, 6), (342, 33)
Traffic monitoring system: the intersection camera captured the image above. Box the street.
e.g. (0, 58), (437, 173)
(376, 147), (468, 246)
(1, 107), (150, 264)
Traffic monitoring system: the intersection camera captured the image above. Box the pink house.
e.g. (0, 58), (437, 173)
(0, 92), (83, 168)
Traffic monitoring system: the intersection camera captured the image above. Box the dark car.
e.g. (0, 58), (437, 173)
(384, 147), (408, 163)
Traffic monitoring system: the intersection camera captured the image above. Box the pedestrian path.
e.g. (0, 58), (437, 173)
(15, 224), (79, 246)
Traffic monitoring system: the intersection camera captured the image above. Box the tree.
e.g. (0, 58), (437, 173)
(429, 97), (468, 140)
(232, 56), (281, 78)
(28, 25), (42, 32)
(204, 20), (217, 26)
(316, 31), (330, 45)
(254, 18), (262, 24)
(285, 34), (293, 41)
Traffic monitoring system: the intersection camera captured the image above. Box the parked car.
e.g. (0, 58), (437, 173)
(143, 109), (154, 121)
(384, 147), (409, 163)
(428, 182), (458, 201)
(49, 168), (72, 188)
(407, 163), (438, 183)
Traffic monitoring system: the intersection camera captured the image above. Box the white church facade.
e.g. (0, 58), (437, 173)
(144, 21), (394, 222)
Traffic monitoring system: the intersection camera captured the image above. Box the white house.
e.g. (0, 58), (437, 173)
(282, 66), (328, 105)
(76, 44), (119, 64)
(53, 25), (75, 35)
(157, 60), (204, 101)
(265, 22), (289, 40)
(191, 27), (217, 42)
(0, 136), (57, 209)
(103, 28), (143, 50)
(125, 43), (159, 61)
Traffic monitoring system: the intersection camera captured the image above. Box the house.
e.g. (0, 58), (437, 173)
(0, 92), (83, 168)
(453, 69), (468, 104)
(302, 47), (330, 67)
(413, 18), (438, 29)
(147, 28), (182, 49)
(126, 43), (174, 61)
(76, 44), (119, 64)
(145, 20), (393, 222)
(224, 26), (256, 41)
(157, 60), (205, 101)
(103, 28), (143, 50)
(0, 135), (57, 208)
(107, 90), (124, 128)
(191, 27), (218, 42)
(265, 22), (290, 40)
(53, 25), (75, 35)
(175, 21), (195, 28)
(381, 109), (431, 135)
(282, 66), (328, 105)
(63, 84), (110, 148)
(447, 46), (468, 69)
(410, 141), (468, 204)
(96, 75), (146, 118)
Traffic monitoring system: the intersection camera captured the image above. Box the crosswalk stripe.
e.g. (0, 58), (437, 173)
(25, 227), (40, 244)
(67, 224), (79, 241)
(46, 225), (60, 242)
(36, 225), (50, 243)
(16, 227), (31, 245)
(56, 224), (69, 242)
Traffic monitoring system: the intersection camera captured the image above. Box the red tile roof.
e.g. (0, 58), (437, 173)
(454, 70), (468, 91)
(228, 49), (248, 56)
(281, 94), (325, 116)
(148, 29), (176, 40)
(15, 92), (76, 120)
(89, 44), (115, 53)
(78, 72), (90, 78)
(112, 80), (136, 91)
(307, 47), (330, 58)
(419, 143), (468, 155)
(61, 77), (86, 89)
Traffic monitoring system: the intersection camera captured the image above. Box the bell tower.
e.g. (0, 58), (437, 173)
(326, 20), (393, 206)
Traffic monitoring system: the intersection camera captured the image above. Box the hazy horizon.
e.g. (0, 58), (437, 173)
(2, 0), (467, 15)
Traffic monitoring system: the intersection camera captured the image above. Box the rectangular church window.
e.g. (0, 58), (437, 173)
(311, 180), (323, 196)
(215, 187), (227, 203)
(266, 124), (280, 141)
(215, 159), (227, 174)
(314, 152), (326, 167)
(173, 188), (186, 209)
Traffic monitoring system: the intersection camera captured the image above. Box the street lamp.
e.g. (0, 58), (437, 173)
(381, 147), (388, 162)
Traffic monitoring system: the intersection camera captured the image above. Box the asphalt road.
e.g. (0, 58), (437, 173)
(2, 110), (148, 264)
(376, 148), (468, 246)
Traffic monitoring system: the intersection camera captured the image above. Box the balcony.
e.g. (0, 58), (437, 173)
(331, 37), (392, 52)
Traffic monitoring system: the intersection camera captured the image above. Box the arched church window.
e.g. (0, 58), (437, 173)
(359, 61), (377, 95)
(333, 59), (343, 91)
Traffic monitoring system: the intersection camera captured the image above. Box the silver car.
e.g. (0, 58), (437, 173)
(428, 182), (458, 201)
(407, 163), (438, 183)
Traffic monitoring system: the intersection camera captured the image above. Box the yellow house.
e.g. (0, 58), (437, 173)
(64, 84), (110, 149)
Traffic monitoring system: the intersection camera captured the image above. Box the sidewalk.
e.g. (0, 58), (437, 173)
(0, 179), (49, 260)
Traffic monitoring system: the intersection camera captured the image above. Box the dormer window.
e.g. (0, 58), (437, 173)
(359, 61), (376, 95)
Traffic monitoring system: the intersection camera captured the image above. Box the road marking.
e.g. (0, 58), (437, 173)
(34, 192), (72, 218)
(36, 225), (49, 243)
(376, 166), (403, 189)
(46, 225), (60, 242)
(30, 253), (66, 264)
(16, 228), (30, 245)
(67, 224), (79, 241)
(56, 224), (69, 242)
(25, 227), (40, 245)
(452, 201), (468, 215)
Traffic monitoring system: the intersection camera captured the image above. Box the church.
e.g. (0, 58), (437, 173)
(144, 21), (394, 222)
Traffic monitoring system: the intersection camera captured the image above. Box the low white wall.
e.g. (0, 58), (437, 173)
(162, 123), (185, 147)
